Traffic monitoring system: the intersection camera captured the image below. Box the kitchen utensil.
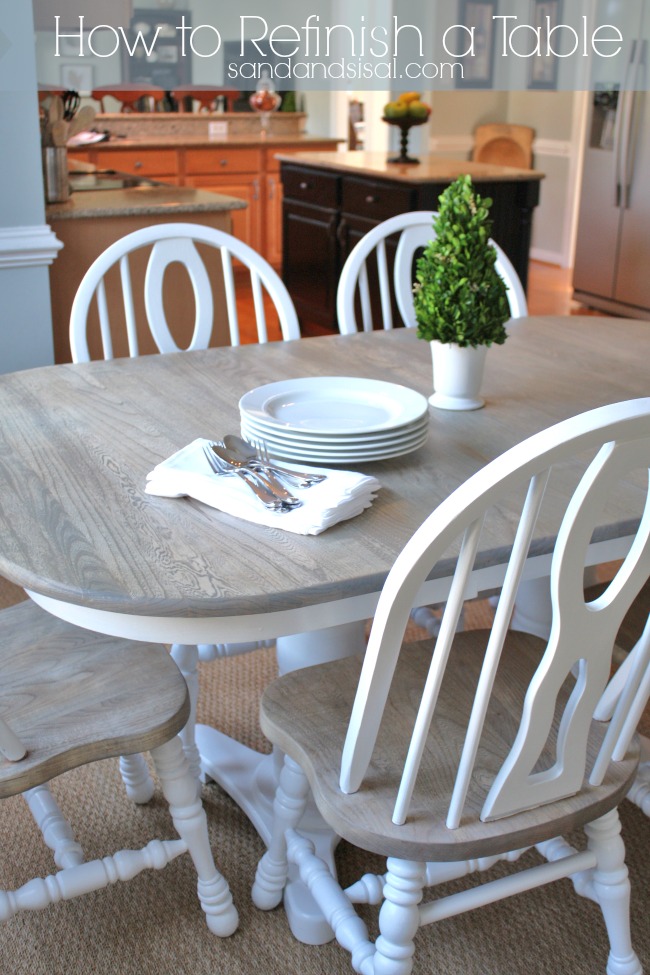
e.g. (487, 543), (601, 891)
(209, 443), (301, 508)
(202, 444), (287, 511)
(223, 435), (326, 487)
(68, 105), (96, 139)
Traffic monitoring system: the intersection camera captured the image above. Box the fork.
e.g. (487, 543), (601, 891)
(202, 444), (289, 512)
(249, 437), (327, 486)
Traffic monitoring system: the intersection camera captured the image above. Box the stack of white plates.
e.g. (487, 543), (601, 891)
(239, 377), (429, 464)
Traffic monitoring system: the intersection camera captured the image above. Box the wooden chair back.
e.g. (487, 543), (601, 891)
(69, 222), (300, 362)
(91, 86), (166, 113)
(340, 399), (650, 829)
(336, 210), (527, 335)
(472, 124), (535, 169)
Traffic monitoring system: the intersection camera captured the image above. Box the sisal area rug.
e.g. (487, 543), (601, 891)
(0, 574), (648, 975)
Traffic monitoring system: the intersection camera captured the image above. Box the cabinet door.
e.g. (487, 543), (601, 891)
(265, 173), (284, 267)
(185, 175), (262, 252)
(282, 201), (338, 328)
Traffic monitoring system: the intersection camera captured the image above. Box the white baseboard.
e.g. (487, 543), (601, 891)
(0, 225), (63, 269)
(530, 247), (566, 267)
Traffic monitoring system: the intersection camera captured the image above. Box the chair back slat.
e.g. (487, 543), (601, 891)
(0, 717), (27, 762)
(375, 240), (393, 331)
(96, 279), (114, 360)
(69, 222), (300, 363)
(119, 255), (139, 357)
(336, 211), (527, 337)
(595, 614), (650, 774)
(220, 247), (240, 347)
(340, 400), (650, 836)
(250, 270), (268, 344)
(358, 263), (372, 333)
(393, 516), (484, 825)
(450, 470), (550, 827)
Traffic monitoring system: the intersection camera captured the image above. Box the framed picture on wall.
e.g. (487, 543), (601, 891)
(456, 0), (496, 88)
(529, 0), (562, 89)
(60, 63), (94, 94)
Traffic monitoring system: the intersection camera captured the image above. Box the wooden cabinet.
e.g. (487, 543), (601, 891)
(280, 159), (542, 331)
(184, 148), (263, 252)
(69, 140), (340, 263)
(95, 149), (179, 182)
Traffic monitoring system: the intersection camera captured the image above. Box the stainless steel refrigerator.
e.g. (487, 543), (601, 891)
(573, 0), (650, 319)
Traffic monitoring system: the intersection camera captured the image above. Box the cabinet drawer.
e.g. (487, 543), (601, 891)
(341, 177), (416, 220)
(95, 150), (178, 176)
(185, 148), (260, 174)
(282, 167), (339, 208)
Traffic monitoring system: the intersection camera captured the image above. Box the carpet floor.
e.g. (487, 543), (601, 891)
(0, 574), (648, 975)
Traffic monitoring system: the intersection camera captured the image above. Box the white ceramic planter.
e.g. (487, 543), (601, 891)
(429, 341), (488, 411)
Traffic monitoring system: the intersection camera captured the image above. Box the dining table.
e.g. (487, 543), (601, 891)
(0, 314), (649, 944)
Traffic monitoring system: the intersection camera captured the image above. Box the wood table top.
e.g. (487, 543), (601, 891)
(0, 316), (647, 620)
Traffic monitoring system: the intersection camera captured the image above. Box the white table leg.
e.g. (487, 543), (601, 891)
(197, 620), (367, 945)
(170, 643), (202, 791)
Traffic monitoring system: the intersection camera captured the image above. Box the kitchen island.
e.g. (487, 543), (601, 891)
(47, 179), (247, 363)
(276, 151), (544, 331)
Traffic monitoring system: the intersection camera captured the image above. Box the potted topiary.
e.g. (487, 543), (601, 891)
(413, 174), (510, 410)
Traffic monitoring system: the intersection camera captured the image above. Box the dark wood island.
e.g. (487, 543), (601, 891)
(277, 151), (544, 331)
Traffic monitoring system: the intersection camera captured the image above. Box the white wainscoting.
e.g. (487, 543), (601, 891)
(428, 135), (577, 267)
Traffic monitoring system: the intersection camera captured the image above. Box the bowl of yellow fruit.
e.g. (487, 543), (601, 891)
(382, 92), (431, 164)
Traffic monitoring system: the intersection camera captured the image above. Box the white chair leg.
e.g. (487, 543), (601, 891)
(151, 735), (239, 937)
(170, 643), (202, 788)
(252, 753), (310, 910)
(119, 753), (156, 804)
(584, 809), (641, 975)
(23, 784), (84, 869)
(374, 858), (426, 975)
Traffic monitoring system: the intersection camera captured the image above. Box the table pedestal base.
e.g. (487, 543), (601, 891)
(196, 723), (338, 944)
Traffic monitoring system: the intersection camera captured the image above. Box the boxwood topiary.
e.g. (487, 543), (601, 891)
(413, 174), (510, 348)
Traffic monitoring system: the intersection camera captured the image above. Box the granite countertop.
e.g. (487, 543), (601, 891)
(274, 151), (545, 183)
(46, 185), (248, 220)
(69, 134), (342, 151)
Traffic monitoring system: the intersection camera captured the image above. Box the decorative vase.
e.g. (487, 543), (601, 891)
(429, 341), (488, 411)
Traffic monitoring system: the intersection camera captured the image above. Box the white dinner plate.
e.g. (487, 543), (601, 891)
(241, 421), (428, 455)
(240, 412), (430, 447)
(239, 427), (429, 464)
(239, 377), (428, 436)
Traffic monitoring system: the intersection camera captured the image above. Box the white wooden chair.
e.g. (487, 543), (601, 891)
(69, 222), (300, 798)
(336, 210), (528, 638)
(252, 398), (650, 975)
(0, 599), (238, 935)
(336, 210), (527, 336)
(69, 222), (300, 362)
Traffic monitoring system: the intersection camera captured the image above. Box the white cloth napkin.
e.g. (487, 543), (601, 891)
(145, 439), (381, 535)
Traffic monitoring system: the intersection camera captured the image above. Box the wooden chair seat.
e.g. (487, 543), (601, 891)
(0, 599), (238, 936)
(260, 631), (638, 862)
(0, 601), (188, 798)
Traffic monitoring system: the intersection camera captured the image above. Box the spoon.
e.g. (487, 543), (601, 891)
(202, 444), (285, 511)
(210, 442), (302, 508)
(223, 435), (326, 487)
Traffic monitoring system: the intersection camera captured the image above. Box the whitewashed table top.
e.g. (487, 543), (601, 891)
(0, 316), (648, 619)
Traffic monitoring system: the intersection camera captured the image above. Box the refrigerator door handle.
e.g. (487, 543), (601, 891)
(620, 39), (645, 209)
(614, 38), (642, 208)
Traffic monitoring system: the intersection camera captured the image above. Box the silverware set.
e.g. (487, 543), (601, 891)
(202, 436), (326, 512)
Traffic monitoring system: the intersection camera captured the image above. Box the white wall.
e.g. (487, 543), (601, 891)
(0, 3), (59, 373)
